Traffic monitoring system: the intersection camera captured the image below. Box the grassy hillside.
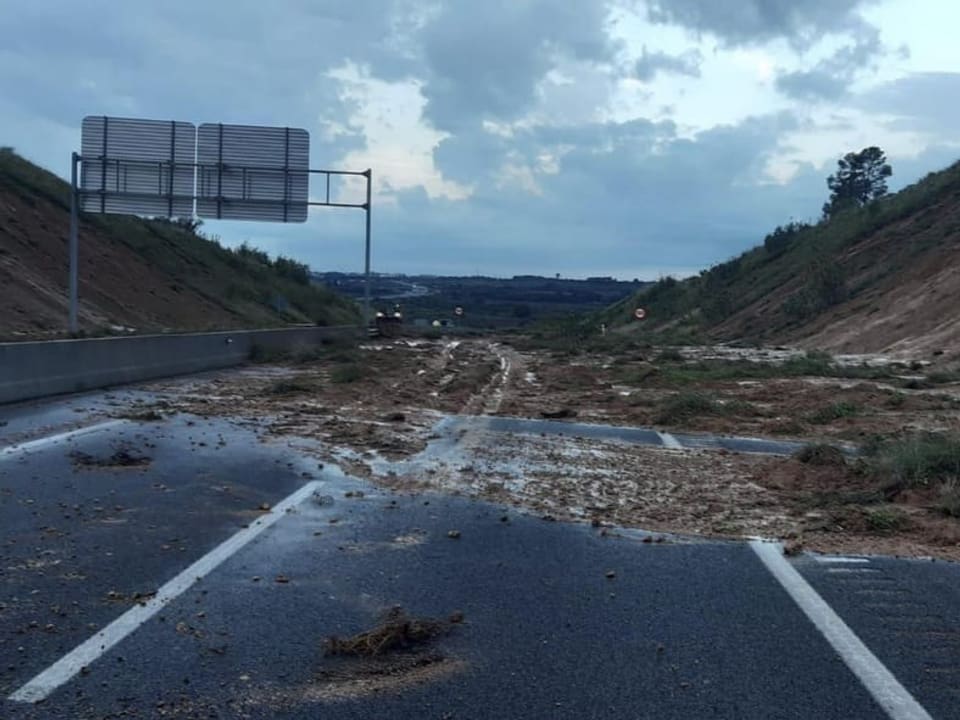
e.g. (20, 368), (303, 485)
(0, 148), (360, 338)
(594, 158), (960, 352)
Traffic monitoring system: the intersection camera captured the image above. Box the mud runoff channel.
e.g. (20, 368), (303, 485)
(120, 337), (960, 561)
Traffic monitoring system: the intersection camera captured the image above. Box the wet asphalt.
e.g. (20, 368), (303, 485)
(0, 388), (958, 719)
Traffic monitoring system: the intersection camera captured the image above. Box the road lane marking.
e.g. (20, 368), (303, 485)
(8, 479), (323, 704)
(656, 431), (682, 449)
(0, 420), (127, 461)
(814, 556), (871, 564)
(751, 540), (933, 720)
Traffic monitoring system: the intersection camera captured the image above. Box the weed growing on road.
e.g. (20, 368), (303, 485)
(795, 443), (847, 466)
(265, 376), (321, 395)
(331, 363), (367, 384)
(871, 433), (960, 489)
(656, 347), (684, 362)
(885, 392), (907, 408)
(655, 392), (719, 423)
(808, 402), (860, 424)
(115, 407), (165, 422)
(655, 392), (759, 424)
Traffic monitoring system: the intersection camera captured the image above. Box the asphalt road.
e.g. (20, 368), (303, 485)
(0, 388), (958, 719)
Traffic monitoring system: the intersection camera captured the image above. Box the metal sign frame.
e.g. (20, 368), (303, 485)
(195, 123), (310, 222)
(67, 116), (374, 333)
(79, 116), (197, 217)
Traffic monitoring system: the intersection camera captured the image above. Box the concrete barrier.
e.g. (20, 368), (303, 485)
(0, 326), (359, 405)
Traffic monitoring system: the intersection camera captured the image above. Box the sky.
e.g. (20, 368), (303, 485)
(2, 1), (960, 280)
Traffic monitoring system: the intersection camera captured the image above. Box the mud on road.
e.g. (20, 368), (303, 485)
(126, 337), (960, 561)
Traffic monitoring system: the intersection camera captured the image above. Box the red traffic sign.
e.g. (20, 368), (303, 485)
(634, 307), (647, 320)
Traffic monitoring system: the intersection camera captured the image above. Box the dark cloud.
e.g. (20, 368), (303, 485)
(775, 28), (883, 101)
(2, 0), (956, 280)
(0, 0), (412, 168)
(418, 0), (617, 132)
(643, 0), (878, 48)
(393, 111), (821, 277)
(634, 47), (702, 82)
(859, 72), (960, 136)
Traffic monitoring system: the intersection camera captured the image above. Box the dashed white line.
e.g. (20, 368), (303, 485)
(751, 540), (933, 720)
(8, 479), (323, 704)
(0, 420), (127, 461)
(656, 431), (682, 450)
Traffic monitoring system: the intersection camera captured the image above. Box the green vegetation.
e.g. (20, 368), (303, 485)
(595, 153), (960, 342)
(795, 444), (847, 467)
(250, 337), (359, 364)
(885, 391), (907, 408)
(868, 433), (960, 492)
(654, 391), (757, 424)
(808, 402), (860, 425)
(635, 353), (892, 386)
(0, 148), (360, 332)
(330, 363), (367, 384)
(656, 347), (685, 362)
(655, 392), (719, 423)
(265, 376), (321, 395)
(866, 507), (908, 533)
(823, 146), (892, 219)
(938, 480), (960, 518)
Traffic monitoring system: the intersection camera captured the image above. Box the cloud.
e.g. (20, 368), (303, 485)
(2, 0), (958, 282)
(418, 0), (617, 132)
(859, 72), (960, 138)
(377, 110), (825, 278)
(634, 46), (703, 82)
(775, 28), (884, 101)
(642, 0), (878, 48)
(0, 0), (415, 171)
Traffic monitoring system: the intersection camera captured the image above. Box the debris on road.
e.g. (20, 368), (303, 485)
(540, 408), (577, 419)
(71, 447), (151, 469)
(324, 606), (463, 657)
(447, 530), (461, 539)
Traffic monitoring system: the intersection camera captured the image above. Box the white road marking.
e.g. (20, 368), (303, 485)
(751, 541), (933, 720)
(827, 567), (881, 574)
(813, 556), (871, 564)
(0, 420), (127, 461)
(8, 479), (323, 704)
(656, 431), (682, 450)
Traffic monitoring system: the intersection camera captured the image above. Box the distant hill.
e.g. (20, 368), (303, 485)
(317, 272), (648, 329)
(601, 158), (960, 357)
(0, 148), (359, 340)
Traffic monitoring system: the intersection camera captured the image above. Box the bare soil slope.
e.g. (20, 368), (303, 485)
(604, 159), (960, 359)
(0, 148), (358, 339)
(784, 205), (960, 356)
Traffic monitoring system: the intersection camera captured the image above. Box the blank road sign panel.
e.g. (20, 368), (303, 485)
(80, 116), (196, 217)
(196, 124), (309, 222)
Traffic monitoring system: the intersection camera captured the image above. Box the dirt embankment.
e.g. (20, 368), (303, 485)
(0, 149), (357, 338)
(0, 185), (243, 336)
(726, 185), (960, 357)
